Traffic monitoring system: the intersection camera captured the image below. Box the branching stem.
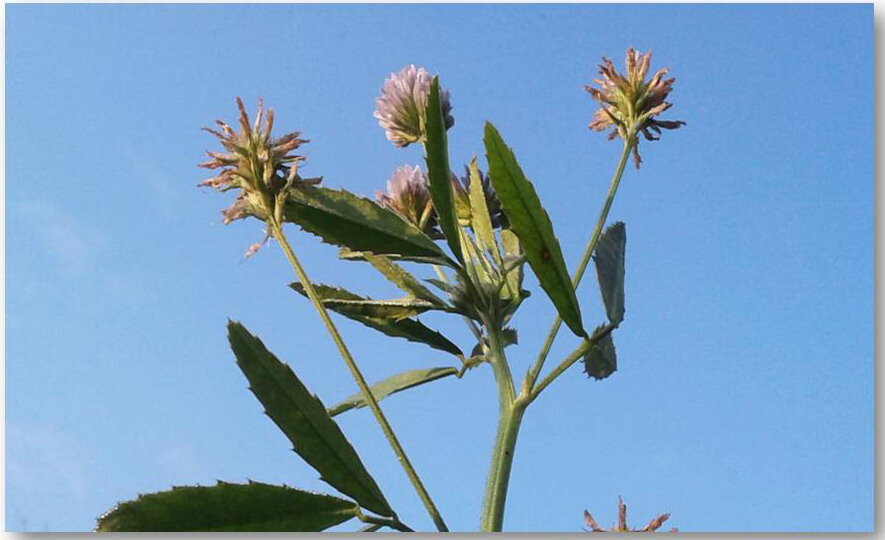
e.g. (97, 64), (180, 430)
(522, 139), (633, 397)
(267, 217), (449, 532)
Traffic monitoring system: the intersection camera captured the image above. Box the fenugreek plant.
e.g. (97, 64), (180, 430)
(97, 48), (683, 533)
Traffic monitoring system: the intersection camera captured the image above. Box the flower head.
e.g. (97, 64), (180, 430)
(199, 97), (319, 225)
(584, 48), (685, 168)
(374, 65), (454, 148)
(376, 165), (435, 233)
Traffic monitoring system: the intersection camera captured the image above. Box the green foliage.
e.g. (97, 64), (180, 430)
(582, 325), (617, 380)
(483, 122), (585, 337)
(593, 222), (626, 327)
(290, 283), (462, 356)
(284, 185), (448, 263)
(96, 481), (358, 532)
(329, 367), (460, 417)
(467, 157), (499, 258)
(290, 283), (452, 320)
(362, 253), (446, 305)
(423, 77), (463, 262)
(227, 321), (394, 517)
(500, 229), (524, 303)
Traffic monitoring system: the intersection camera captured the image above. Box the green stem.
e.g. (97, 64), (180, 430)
(523, 139), (633, 396)
(528, 324), (614, 403)
(479, 325), (524, 532)
(268, 218), (449, 532)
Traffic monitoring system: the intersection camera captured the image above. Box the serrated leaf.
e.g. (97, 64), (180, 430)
(328, 367), (459, 417)
(423, 77), (463, 262)
(338, 247), (448, 267)
(362, 253), (445, 305)
(96, 481), (358, 532)
(484, 123), (585, 336)
(582, 325), (617, 380)
(290, 283), (462, 356)
(228, 322), (393, 517)
(593, 222), (626, 326)
(284, 185), (448, 262)
(467, 157), (498, 259)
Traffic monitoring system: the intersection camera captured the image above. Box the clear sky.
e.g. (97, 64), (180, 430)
(5, 3), (873, 533)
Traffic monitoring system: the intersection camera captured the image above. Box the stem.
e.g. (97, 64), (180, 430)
(528, 324), (614, 403)
(479, 325), (523, 532)
(268, 218), (449, 532)
(523, 139), (633, 396)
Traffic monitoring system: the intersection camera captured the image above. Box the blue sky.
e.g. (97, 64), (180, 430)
(5, 3), (873, 532)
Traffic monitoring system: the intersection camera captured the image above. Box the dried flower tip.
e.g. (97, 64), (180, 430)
(584, 48), (685, 168)
(582, 497), (675, 532)
(374, 64), (454, 148)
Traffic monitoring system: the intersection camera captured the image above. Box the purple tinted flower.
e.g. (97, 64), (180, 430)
(376, 165), (434, 232)
(584, 48), (685, 168)
(374, 65), (454, 148)
(199, 98), (318, 224)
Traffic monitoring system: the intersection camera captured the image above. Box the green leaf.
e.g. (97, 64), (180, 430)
(467, 157), (499, 259)
(96, 481), (358, 532)
(338, 247), (449, 267)
(582, 326), (617, 380)
(362, 253), (445, 305)
(500, 229), (524, 301)
(290, 284), (463, 356)
(284, 185), (448, 262)
(484, 123), (585, 336)
(423, 77), (463, 262)
(228, 322), (393, 517)
(501, 327), (518, 347)
(328, 367), (459, 417)
(593, 221), (626, 326)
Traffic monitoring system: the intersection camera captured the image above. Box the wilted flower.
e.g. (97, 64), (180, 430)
(583, 497), (676, 532)
(374, 65), (454, 148)
(199, 97), (319, 225)
(584, 48), (685, 168)
(376, 165), (435, 233)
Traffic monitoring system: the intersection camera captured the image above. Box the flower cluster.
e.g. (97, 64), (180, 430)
(376, 164), (506, 238)
(584, 48), (685, 167)
(374, 65), (454, 148)
(199, 97), (319, 225)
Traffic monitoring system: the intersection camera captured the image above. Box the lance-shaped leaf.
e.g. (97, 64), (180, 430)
(582, 324), (617, 380)
(499, 229), (524, 302)
(290, 283), (462, 356)
(593, 221), (626, 326)
(328, 367), (459, 417)
(484, 123), (585, 336)
(96, 481), (358, 532)
(467, 157), (499, 259)
(228, 322), (393, 517)
(362, 253), (445, 305)
(284, 185), (448, 262)
(423, 77), (463, 262)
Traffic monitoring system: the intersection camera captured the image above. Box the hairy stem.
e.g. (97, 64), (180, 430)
(268, 218), (448, 532)
(479, 325), (523, 532)
(523, 139), (633, 396)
